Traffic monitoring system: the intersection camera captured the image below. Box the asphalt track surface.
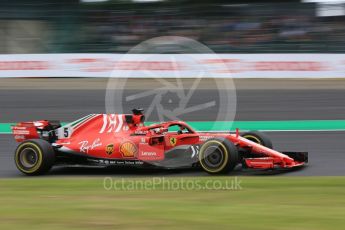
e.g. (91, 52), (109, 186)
(1, 89), (345, 122)
(0, 79), (345, 177)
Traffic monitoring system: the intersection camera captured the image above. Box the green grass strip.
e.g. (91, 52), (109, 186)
(0, 177), (344, 230)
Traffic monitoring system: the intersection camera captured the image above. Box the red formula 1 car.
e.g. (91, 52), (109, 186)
(11, 109), (308, 175)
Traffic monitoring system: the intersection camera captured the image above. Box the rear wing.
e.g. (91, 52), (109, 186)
(11, 120), (61, 142)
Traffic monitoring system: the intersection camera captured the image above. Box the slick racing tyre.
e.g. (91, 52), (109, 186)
(199, 138), (239, 174)
(15, 139), (55, 175)
(241, 131), (273, 149)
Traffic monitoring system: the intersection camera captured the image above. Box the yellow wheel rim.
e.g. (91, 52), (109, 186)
(15, 142), (43, 174)
(199, 140), (229, 173)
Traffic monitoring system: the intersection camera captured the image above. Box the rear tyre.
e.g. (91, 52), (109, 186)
(241, 131), (273, 148)
(199, 138), (239, 174)
(15, 139), (55, 175)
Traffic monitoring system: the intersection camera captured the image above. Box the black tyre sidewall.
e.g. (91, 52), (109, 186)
(242, 131), (273, 149)
(15, 139), (55, 175)
(199, 137), (239, 174)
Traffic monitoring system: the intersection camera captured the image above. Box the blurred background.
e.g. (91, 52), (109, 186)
(0, 4), (345, 230)
(0, 0), (344, 54)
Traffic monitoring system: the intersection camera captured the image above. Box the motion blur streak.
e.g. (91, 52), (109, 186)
(0, 0), (344, 54)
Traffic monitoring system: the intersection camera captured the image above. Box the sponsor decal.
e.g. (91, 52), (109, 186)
(79, 138), (102, 153)
(14, 135), (25, 140)
(113, 61), (183, 71)
(99, 114), (123, 133)
(1, 54), (345, 79)
(254, 61), (323, 71)
(13, 130), (30, 135)
(169, 137), (177, 146)
(141, 152), (157, 156)
(88, 159), (144, 166)
(106, 144), (114, 155)
(0, 61), (49, 70)
(135, 130), (147, 135)
(12, 126), (27, 130)
(199, 136), (215, 142)
(120, 141), (137, 157)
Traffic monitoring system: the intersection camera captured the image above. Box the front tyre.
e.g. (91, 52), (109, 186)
(199, 138), (239, 175)
(15, 139), (55, 175)
(241, 131), (273, 149)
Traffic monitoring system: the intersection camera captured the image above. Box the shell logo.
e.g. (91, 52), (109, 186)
(120, 141), (137, 157)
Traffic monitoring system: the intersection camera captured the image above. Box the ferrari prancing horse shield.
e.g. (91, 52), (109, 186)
(170, 137), (177, 146)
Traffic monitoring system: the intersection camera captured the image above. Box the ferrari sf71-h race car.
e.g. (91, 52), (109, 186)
(11, 109), (308, 175)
